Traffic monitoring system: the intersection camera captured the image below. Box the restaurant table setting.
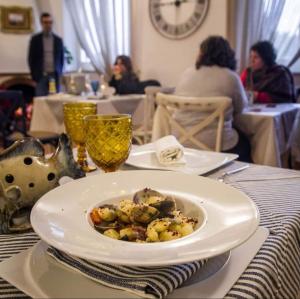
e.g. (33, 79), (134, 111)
(0, 127), (299, 298)
(235, 103), (300, 167)
(30, 93), (146, 134)
(127, 141), (238, 175)
(152, 101), (300, 168)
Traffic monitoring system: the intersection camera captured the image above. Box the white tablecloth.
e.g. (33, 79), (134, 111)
(30, 93), (146, 133)
(235, 104), (300, 167)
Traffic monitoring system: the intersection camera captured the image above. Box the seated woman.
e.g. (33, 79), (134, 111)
(175, 36), (250, 161)
(241, 41), (295, 103)
(109, 55), (160, 95)
(109, 55), (141, 95)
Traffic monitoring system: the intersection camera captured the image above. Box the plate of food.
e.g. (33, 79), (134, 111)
(30, 170), (259, 266)
(126, 143), (238, 175)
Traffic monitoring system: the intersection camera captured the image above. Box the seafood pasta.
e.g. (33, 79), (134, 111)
(90, 188), (198, 243)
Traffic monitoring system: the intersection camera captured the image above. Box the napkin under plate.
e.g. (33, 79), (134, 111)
(47, 247), (207, 299)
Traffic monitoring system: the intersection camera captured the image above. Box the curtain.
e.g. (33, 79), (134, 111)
(65, 0), (130, 76)
(228, 0), (285, 72)
(274, 1), (300, 67)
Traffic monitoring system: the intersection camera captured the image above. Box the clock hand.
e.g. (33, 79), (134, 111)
(181, 0), (197, 2)
(158, 0), (196, 7)
(158, 1), (178, 7)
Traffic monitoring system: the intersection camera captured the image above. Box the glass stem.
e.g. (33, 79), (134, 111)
(77, 144), (88, 168)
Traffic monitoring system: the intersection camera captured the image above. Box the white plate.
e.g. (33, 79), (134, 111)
(126, 144), (238, 175)
(0, 228), (269, 299)
(31, 171), (259, 266)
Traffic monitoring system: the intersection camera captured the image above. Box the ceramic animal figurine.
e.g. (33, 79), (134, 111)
(0, 134), (85, 233)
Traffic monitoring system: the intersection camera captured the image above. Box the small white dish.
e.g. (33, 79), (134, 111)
(126, 143), (238, 175)
(31, 170), (259, 266)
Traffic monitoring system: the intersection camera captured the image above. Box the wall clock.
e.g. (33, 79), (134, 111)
(149, 0), (209, 40)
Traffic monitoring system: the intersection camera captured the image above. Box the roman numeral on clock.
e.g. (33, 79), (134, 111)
(149, 0), (208, 39)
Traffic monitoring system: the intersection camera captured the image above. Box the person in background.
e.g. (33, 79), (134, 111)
(28, 12), (64, 96)
(241, 41), (295, 103)
(109, 55), (160, 95)
(109, 55), (141, 95)
(175, 35), (251, 162)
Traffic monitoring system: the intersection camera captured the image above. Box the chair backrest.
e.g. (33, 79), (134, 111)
(139, 79), (161, 93)
(144, 86), (163, 124)
(0, 90), (27, 147)
(135, 86), (175, 144)
(155, 93), (232, 152)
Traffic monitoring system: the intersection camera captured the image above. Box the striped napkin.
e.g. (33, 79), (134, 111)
(47, 247), (207, 299)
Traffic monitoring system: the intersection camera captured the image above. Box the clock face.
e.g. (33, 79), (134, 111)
(149, 0), (209, 40)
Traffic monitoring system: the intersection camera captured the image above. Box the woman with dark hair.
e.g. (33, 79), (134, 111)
(109, 55), (160, 95)
(109, 55), (140, 95)
(241, 41), (295, 103)
(175, 36), (250, 161)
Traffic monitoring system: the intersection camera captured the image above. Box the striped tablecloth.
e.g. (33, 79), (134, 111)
(0, 162), (299, 298)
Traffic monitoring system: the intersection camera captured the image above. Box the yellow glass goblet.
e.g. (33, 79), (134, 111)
(63, 102), (97, 172)
(84, 114), (132, 172)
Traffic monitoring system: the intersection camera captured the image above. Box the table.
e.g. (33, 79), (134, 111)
(30, 93), (146, 134)
(236, 104), (300, 167)
(289, 109), (300, 166)
(0, 161), (299, 298)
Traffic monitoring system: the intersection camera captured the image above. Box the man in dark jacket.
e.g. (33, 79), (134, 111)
(28, 12), (64, 96)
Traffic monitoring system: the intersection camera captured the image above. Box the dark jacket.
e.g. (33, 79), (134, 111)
(241, 65), (296, 103)
(28, 32), (64, 82)
(109, 73), (141, 95)
(109, 73), (161, 95)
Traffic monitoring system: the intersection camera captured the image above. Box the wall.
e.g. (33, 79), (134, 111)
(36, 0), (63, 36)
(0, 0), (40, 73)
(34, 0), (79, 72)
(0, 0), (228, 82)
(0, 0), (65, 74)
(131, 0), (228, 87)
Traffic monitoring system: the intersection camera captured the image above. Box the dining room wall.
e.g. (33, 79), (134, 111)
(131, 0), (228, 87)
(0, 0), (228, 84)
(0, 0), (40, 74)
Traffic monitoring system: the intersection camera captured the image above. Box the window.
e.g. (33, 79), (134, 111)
(272, 0), (300, 71)
(80, 48), (94, 71)
(77, 0), (131, 72)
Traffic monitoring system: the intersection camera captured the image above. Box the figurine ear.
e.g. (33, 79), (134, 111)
(0, 138), (44, 162)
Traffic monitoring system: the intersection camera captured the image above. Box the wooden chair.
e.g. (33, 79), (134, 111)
(154, 93), (232, 152)
(132, 86), (174, 145)
(0, 90), (60, 149)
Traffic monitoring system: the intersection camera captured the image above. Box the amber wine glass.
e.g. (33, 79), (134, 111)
(63, 102), (97, 172)
(84, 114), (132, 172)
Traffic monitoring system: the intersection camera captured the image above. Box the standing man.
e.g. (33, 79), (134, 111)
(28, 12), (64, 96)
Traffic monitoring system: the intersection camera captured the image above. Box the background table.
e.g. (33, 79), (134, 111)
(289, 109), (300, 166)
(30, 94), (146, 134)
(235, 104), (300, 167)
(0, 161), (299, 298)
